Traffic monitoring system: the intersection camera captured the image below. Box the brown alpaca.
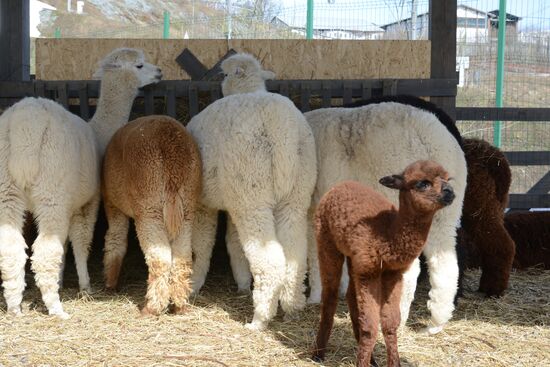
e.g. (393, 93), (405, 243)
(458, 138), (515, 297)
(102, 115), (201, 315)
(312, 160), (455, 367)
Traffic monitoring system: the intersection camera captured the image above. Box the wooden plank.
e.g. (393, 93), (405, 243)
(0, 0), (30, 81)
(279, 81), (289, 98)
(509, 194), (550, 209)
(429, 0), (457, 119)
(361, 81), (372, 100)
(209, 84), (221, 103)
(300, 84), (311, 112)
(382, 80), (398, 96)
(343, 81), (353, 105)
(201, 49), (238, 81)
(175, 48), (208, 80)
(504, 151), (550, 166)
(56, 83), (69, 109)
(457, 107), (550, 121)
(166, 85), (176, 118)
(322, 81), (332, 108)
(36, 39), (431, 81)
(188, 84), (199, 117)
(144, 89), (154, 115)
(78, 83), (90, 120)
(526, 171), (550, 194)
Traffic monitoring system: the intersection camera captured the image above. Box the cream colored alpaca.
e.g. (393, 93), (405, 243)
(188, 53), (317, 330)
(102, 115), (201, 315)
(0, 48), (161, 318)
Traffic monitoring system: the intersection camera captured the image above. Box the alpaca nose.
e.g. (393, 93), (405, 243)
(440, 185), (455, 206)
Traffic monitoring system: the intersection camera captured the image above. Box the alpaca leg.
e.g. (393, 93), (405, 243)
(422, 231), (459, 334)
(190, 205), (218, 293)
(135, 218), (172, 315)
(31, 210), (71, 319)
(232, 209), (286, 331)
(103, 201), (129, 291)
(68, 195), (100, 293)
(312, 235), (345, 361)
(475, 221), (515, 297)
(169, 218), (193, 314)
(381, 272), (404, 367)
(0, 208), (27, 315)
(226, 216), (251, 293)
(58, 240), (69, 289)
(307, 207), (323, 304)
(346, 259), (360, 342)
(356, 275), (381, 367)
(399, 257), (420, 329)
(276, 204), (308, 317)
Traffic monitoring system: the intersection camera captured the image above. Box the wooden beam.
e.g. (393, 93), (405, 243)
(429, 0), (457, 119)
(457, 107), (550, 121)
(0, 0), (30, 81)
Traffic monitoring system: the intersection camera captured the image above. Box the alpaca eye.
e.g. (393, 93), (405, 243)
(136, 64), (144, 69)
(415, 180), (431, 191)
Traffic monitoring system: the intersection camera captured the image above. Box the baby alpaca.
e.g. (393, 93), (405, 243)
(102, 115), (201, 315)
(313, 161), (455, 367)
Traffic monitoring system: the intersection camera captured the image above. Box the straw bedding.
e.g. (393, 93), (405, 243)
(1, 221), (549, 367)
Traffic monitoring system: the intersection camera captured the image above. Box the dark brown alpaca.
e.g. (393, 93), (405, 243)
(312, 160), (455, 367)
(458, 138), (515, 297)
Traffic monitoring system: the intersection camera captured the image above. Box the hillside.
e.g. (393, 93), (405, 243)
(36, 0), (290, 39)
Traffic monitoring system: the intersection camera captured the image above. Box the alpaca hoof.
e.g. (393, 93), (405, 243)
(311, 353), (324, 363)
(7, 307), (23, 317)
(307, 294), (321, 304)
(370, 356), (379, 367)
(422, 324), (444, 335)
(50, 310), (70, 320)
(140, 306), (160, 317)
(244, 320), (266, 331)
(79, 284), (93, 294)
(478, 285), (505, 298)
(173, 304), (187, 315)
(236, 286), (251, 294)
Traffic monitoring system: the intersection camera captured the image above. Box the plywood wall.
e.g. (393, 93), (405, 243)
(35, 39), (430, 80)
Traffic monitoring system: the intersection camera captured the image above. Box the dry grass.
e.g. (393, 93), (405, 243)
(0, 235), (549, 367)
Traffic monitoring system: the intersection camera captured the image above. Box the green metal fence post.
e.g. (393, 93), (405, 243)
(54, 27), (61, 38)
(306, 0), (313, 39)
(163, 11), (170, 39)
(494, 0), (507, 147)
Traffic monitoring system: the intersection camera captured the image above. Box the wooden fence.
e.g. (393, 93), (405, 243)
(1, 78), (549, 209)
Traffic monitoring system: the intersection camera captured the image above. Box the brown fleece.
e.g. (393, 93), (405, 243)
(458, 138), (515, 297)
(312, 160), (454, 367)
(102, 115), (201, 315)
(505, 211), (550, 269)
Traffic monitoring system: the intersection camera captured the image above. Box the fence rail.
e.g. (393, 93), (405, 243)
(1, 78), (549, 209)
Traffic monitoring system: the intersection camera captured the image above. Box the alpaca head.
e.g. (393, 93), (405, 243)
(379, 160), (455, 214)
(221, 53), (276, 96)
(93, 48), (162, 88)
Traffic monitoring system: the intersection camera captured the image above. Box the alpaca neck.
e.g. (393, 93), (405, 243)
(89, 70), (139, 155)
(388, 198), (435, 261)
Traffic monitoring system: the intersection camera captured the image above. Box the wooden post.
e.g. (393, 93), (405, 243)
(429, 0), (456, 119)
(0, 0), (30, 81)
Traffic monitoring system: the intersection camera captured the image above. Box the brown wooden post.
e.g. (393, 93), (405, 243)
(429, 0), (457, 119)
(0, 0), (30, 81)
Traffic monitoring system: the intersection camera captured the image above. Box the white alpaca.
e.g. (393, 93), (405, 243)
(188, 53), (317, 331)
(222, 68), (467, 333)
(0, 48), (161, 318)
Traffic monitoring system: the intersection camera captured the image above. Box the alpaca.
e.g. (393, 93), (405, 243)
(0, 48), (161, 318)
(187, 52), (317, 330)
(312, 160), (455, 367)
(506, 211), (550, 269)
(456, 138), (515, 297)
(102, 115), (201, 315)
(458, 211), (550, 272)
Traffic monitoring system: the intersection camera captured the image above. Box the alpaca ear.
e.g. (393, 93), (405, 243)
(261, 70), (276, 80)
(235, 66), (244, 76)
(92, 62), (120, 79)
(379, 175), (405, 190)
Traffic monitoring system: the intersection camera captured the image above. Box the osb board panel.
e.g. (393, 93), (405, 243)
(35, 39), (431, 80)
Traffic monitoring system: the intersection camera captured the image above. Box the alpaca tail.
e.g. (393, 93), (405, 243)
(163, 188), (186, 242)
